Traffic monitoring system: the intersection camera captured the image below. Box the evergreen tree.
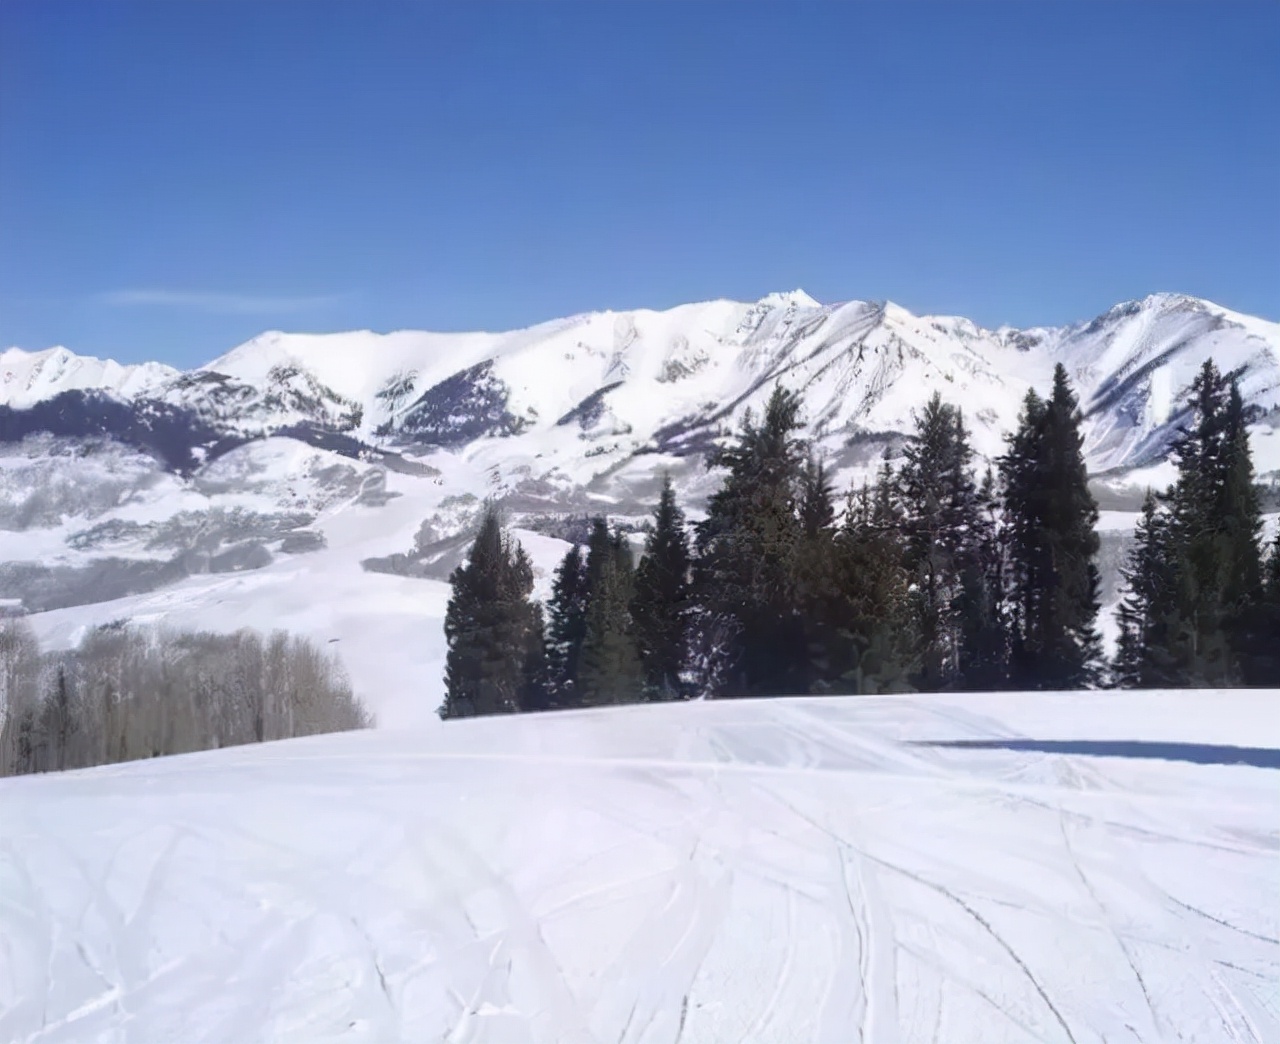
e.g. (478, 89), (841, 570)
(692, 385), (809, 696)
(898, 393), (985, 689)
(578, 534), (645, 705)
(1221, 381), (1264, 609)
(1162, 361), (1236, 683)
(585, 517), (615, 594)
(631, 474), (692, 700)
(440, 503), (538, 718)
(1241, 532), (1280, 685)
(1000, 366), (1101, 689)
(545, 544), (589, 705)
(1113, 491), (1180, 687)
(799, 453), (836, 537)
(954, 467), (1010, 690)
(823, 464), (918, 693)
(791, 453), (839, 691)
(1154, 364), (1267, 684)
(519, 603), (552, 711)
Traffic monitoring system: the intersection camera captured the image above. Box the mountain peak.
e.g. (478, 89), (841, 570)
(757, 289), (821, 311)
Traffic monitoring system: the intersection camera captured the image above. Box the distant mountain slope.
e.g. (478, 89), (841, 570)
(5, 292), (1278, 486)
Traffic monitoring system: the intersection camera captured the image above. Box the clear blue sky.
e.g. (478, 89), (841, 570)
(1, 1), (1276, 367)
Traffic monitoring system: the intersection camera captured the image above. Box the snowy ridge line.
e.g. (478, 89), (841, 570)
(4, 290), (1279, 482)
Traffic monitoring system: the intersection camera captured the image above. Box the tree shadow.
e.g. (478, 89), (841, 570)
(912, 739), (1280, 770)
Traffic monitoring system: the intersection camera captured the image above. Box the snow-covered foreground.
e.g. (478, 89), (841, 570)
(1, 691), (1277, 1044)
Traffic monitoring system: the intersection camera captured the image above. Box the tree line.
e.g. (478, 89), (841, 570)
(440, 359), (1278, 717)
(0, 621), (371, 776)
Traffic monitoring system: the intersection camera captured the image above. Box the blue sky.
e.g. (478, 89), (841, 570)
(1, 1), (1276, 367)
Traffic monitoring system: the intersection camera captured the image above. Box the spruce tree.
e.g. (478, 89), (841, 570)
(631, 474), (692, 700)
(1163, 361), (1235, 683)
(1113, 491), (1179, 688)
(792, 453), (840, 691)
(799, 454), (836, 537)
(440, 503), (537, 718)
(545, 544), (589, 705)
(1000, 366), (1101, 689)
(898, 393), (985, 690)
(1243, 533), (1280, 684)
(692, 385), (809, 696)
(585, 517), (614, 594)
(1156, 364), (1266, 684)
(1220, 379), (1266, 681)
(578, 535), (645, 705)
(824, 464), (918, 693)
(955, 467), (1010, 690)
(519, 603), (552, 711)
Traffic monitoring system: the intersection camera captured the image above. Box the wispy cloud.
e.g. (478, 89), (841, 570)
(96, 289), (350, 315)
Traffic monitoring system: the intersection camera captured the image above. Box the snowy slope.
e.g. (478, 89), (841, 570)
(0, 347), (176, 409)
(157, 291), (1280, 482)
(1, 690), (1276, 1043)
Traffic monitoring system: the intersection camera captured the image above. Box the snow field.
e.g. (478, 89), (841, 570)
(0, 690), (1275, 1043)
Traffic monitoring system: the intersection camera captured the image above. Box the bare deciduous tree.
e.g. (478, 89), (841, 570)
(0, 622), (372, 777)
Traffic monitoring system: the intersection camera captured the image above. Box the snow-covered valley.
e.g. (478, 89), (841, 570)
(1, 689), (1276, 1043)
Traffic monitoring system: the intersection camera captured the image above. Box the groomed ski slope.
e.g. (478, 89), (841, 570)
(1, 690), (1277, 1044)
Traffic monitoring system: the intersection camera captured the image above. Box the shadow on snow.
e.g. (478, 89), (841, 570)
(912, 739), (1280, 770)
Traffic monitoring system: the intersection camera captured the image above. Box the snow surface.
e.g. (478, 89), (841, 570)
(0, 347), (176, 409)
(1, 690), (1276, 1043)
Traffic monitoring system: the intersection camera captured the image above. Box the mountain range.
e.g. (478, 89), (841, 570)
(2, 290), (1278, 721)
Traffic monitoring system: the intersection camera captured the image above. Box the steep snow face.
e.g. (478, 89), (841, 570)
(0, 346), (177, 408)
(1, 690), (1275, 1043)
(1044, 293), (1280, 474)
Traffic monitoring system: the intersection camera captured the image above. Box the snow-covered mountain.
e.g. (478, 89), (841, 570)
(2, 291), (1278, 718)
(5, 291), (1279, 482)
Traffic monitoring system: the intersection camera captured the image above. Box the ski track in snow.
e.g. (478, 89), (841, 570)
(0, 691), (1277, 1044)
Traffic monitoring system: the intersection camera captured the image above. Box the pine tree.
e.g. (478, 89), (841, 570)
(578, 535), (645, 705)
(692, 385), (809, 696)
(1113, 491), (1180, 687)
(631, 474), (692, 700)
(1162, 361), (1234, 684)
(545, 544), (589, 706)
(955, 467), (1010, 690)
(1242, 532), (1280, 685)
(1153, 363), (1266, 684)
(799, 453), (836, 537)
(823, 464), (918, 693)
(585, 517), (614, 594)
(519, 603), (552, 711)
(1154, 364), (1267, 684)
(1220, 379), (1267, 683)
(440, 503), (538, 718)
(898, 393), (985, 689)
(791, 453), (839, 691)
(1000, 366), (1101, 689)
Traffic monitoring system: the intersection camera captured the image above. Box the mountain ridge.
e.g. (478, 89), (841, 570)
(4, 288), (1279, 488)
